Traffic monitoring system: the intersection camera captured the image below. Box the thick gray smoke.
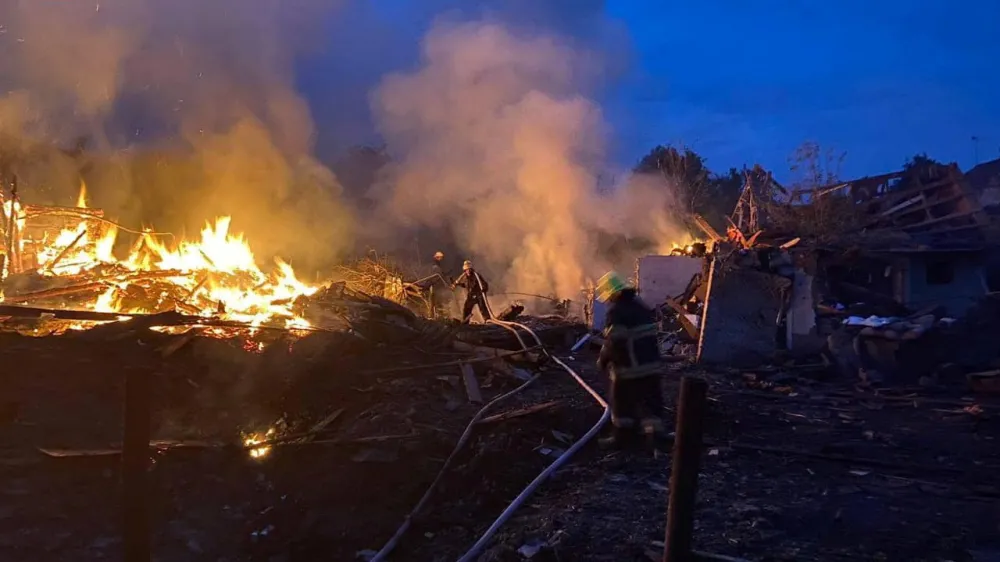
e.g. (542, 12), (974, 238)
(0, 0), (353, 268)
(372, 20), (689, 299)
(1, 3), (692, 286)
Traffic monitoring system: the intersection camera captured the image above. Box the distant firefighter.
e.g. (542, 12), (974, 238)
(595, 271), (666, 448)
(452, 260), (491, 323)
(430, 251), (452, 283)
(415, 251), (453, 319)
(429, 251), (453, 319)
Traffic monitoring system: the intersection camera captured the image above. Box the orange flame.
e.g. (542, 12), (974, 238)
(17, 184), (319, 328)
(76, 180), (88, 209)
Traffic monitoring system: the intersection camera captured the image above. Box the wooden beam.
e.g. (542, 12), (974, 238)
(460, 363), (482, 404)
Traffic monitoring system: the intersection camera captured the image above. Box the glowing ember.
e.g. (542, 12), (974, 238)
(662, 239), (711, 257)
(244, 427), (277, 459)
(3, 184), (320, 328)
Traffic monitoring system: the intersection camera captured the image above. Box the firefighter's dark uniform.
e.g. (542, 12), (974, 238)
(427, 260), (452, 318)
(453, 268), (491, 323)
(597, 287), (665, 440)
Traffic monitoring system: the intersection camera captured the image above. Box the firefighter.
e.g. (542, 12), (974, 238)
(452, 260), (491, 323)
(427, 251), (452, 318)
(431, 251), (449, 281)
(411, 251), (453, 318)
(595, 271), (666, 448)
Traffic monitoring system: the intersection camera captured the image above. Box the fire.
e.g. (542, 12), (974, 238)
(2, 184), (319, 329)
(244, 427), (277, 459)
(661, 239), (712, 258)
(76, 181), (88, 208)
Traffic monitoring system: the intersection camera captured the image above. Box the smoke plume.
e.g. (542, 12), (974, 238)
(0, 0), (352, 268)
(372, 20), (688, 299)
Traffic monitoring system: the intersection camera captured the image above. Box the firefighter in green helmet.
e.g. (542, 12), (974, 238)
(595, 271), (666, 448)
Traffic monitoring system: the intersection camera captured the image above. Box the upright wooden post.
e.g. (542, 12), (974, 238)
(694, 258), (717, 364)
(123, 366), (151, 561)
(664, 376), (708, 562)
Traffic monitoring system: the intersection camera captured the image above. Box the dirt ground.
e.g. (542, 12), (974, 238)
(1, 326), (998, 562)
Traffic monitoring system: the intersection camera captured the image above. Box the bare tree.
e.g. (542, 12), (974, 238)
(787, 140), (845, 191)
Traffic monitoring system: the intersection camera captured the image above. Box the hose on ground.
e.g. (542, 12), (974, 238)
(369, 284), (609, 562)
(367, 320), (542, 562)
(452, 317), (609, 562)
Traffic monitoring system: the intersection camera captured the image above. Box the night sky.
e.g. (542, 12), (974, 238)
(301, 0), (999, 181)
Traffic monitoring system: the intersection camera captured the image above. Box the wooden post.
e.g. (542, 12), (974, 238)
(664, 376), (708, 562)
(122, 367), (151, 561)
(694, 257), (717, 364)
(428, 286), (436, 319)
(4, 177), (17, 277)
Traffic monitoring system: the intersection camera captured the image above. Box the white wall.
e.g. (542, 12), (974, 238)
(636, 255), (704, 306)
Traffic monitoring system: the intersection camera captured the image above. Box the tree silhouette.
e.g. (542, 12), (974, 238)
(787, 141), (845, 191)
(634, 145), (747, 230)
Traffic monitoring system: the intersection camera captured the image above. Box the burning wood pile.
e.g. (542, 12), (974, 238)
(333, 253), (432, 311)
(1, 184), (329, 332)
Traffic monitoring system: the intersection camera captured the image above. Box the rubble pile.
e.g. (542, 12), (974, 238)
(0, 283), (595, 560)
(0, 192), (594, 560)
(628, 162), (1000, 382)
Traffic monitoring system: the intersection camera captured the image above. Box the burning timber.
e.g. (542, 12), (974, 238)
(1, 187), (328, 331)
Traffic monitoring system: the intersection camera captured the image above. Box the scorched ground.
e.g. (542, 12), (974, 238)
(1, 316), (999, 561)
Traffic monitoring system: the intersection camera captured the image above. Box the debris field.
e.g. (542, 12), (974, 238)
(1, 310), (998, 562)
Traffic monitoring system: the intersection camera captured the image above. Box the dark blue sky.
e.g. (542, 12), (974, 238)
(301, 0), (999, 182)
(606, 0), (1000, 180)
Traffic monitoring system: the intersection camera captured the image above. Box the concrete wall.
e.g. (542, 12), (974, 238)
(587, 255), (703, 332)
(786, 269), (825, 354)
(636, 255), (704, 306)
(901, 254), (986, 317)
(697, 262), (783, 366)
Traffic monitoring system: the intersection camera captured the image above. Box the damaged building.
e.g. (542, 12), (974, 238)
(597, 162), (1000, 384)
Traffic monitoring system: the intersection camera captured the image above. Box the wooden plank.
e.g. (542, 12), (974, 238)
(664, 297), (699, 340)
(476, 400), (560, 425)
(694, 258), (717, 364)
(691, 214), (723, 242)
(309, 408), (346, 434)
(39, 448), (120, 458)
(452, 340), (540, 363)
(460, 363), (482, 404)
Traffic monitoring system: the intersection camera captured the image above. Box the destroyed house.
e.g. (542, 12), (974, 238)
(822, 246), (988, 318)
(889, 249), (989, 317)
(690, 163), (998, 366)
(821, 165), (993, 311)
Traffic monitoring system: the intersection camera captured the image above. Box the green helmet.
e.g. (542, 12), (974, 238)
(596, 271), (627, 302)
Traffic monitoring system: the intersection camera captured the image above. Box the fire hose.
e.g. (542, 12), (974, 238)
(368, 279), (609, 561)
(455, 314), (609, 561)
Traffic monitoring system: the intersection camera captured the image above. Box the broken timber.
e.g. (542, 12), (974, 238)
(359, 346), (542, 377)
(460, 363), (483, 404)
(452, 339), (541, 363)
(476, 400), (560, 425)
(0, 304), (332, 333)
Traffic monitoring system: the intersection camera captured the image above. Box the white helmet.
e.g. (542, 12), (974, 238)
(462, 260), (472, 270)
(433, 251), (444, 260)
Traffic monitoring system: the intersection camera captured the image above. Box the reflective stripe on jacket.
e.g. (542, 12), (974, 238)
(598, 288), (663, 380)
